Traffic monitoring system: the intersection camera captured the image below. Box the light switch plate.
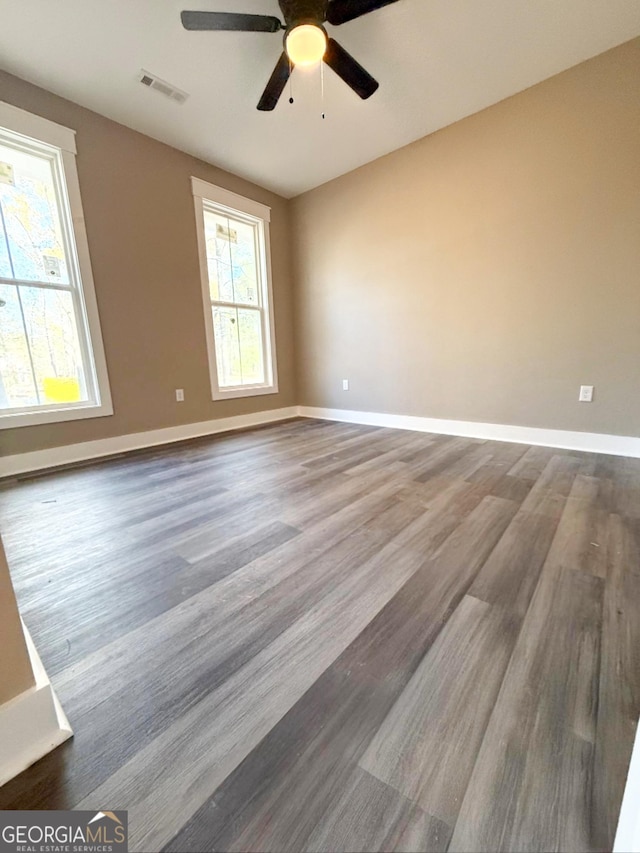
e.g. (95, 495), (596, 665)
(175, 389), (185, 402)
(579, 385), (594, 403)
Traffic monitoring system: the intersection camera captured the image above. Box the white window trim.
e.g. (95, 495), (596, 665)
(0, 101), (112, 430)
(191, 176), (279, 401)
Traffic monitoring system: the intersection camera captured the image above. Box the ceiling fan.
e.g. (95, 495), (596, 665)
(181, 0), (400, 111)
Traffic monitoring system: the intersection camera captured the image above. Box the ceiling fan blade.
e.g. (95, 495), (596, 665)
(181, 11), (282, 32)
(326, 0), (400, 26)
(323, 38), (379, 100)
(257, 53), (291, 111)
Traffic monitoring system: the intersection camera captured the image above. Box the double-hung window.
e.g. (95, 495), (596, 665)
(192, 177), (278, 400)
(0, 102), (111, 429)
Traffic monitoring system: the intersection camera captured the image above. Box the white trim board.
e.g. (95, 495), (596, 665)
(0, 101), (113, 430)
(614, 720), (640, 853)
(3, 403), (639, 480)
(191, 177), (279, 402)
(0, 621), (72, 788)
(0, 100), (76, 153)
(0, 407), (298, 478)
(298, 407), (640, 458)
(191, 176), (271, 222)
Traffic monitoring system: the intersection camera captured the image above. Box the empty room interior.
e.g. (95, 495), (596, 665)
(0, 1), (640, 851)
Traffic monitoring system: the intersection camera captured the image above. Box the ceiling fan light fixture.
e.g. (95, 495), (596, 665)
(285, 24), (327, 67)
(181, 0), (398, 109)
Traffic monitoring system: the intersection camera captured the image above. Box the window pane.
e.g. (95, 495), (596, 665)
(0, 283), (38, 409)
(238, 308), (265, 385)
(212, 305), (242, 387)
(0, 142), (70, 285)
(204, 210), (233, 303)
(204, 209), (259, 306)
(18, 286), (88, 404)
(0, 218), (11, 279)
(232, 220), (259, 306)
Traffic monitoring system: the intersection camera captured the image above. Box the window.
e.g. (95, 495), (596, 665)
(0, 101), (111, 429)
(192, 177), (278, 400)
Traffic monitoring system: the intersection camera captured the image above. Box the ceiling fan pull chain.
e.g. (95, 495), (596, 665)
(289, 58), (294, 104)
(321, 59), (326, 119)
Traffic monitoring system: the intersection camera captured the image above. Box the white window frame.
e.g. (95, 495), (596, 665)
(0, 101), (112, 430)
(192, 177), (278, 401)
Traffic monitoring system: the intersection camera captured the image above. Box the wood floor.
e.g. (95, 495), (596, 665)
(0, 418), (639, 852)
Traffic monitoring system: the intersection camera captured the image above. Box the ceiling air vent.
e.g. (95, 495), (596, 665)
(139, 70), (189, 104)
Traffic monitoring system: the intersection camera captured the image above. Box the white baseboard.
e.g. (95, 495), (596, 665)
(298, 406), (640, 458)
(0, 622), (72, 788)
(3, 404), (638, 478)
(0, 407), (299, 478)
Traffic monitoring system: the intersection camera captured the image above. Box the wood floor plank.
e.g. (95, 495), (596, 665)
(25, 520), (299, 675)
(391, 477), (489, 555)
(166, 496), (517, 853)
(589, 456), (640, 520)
(302, 428), (408, 472)
(0, 421), (637, 853)
(487, 472), (534, 503)
(468, 492), (565, 619)
(170, 769), (450, 852)
(0, 492), (423, 811)
(519, 453), (583, 514)
(542, 474), (610, 579)
(397, 433), (453, 464)
(449, 506), (606, 851)
(76, 523), (434, 851)
(591, 514), (640, 849)
(413, 437), (486, 482)
(465, 441), (529, 492)
(344, 433), (439, 477)
(507, 445), (557, 480)
(304, 768), (451, 853)
(360, 594), (516, 826)
(171, 466), (411, 565)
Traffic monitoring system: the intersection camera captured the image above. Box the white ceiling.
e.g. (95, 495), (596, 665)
(1, 1), (639, 197)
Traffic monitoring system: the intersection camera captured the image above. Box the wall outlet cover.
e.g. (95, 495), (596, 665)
(579, 385), (594, 403)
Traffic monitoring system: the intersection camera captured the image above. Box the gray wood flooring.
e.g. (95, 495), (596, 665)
(0, 418), (639, 852)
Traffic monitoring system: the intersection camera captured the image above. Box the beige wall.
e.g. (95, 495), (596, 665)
(0, 70), (296, 457)
(292, 39), (640, 437)
(2, 38), (639, 458)
(0, 535), (35, 703)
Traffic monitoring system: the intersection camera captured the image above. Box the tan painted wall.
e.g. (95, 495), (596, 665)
(0, 535), (35, 703)
(0, 70), (296, 457)
(2, 38), (639, 456)
(292, 39), (640, 437)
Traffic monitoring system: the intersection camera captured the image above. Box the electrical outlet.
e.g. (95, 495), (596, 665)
(579, 385), (594, 403)
(342, 379), (349, 391)
(175, 388), (184, 402)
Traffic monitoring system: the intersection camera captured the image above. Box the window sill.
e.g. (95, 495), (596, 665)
(212, 384), (279, 401)
(0, 402), (114, 430)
